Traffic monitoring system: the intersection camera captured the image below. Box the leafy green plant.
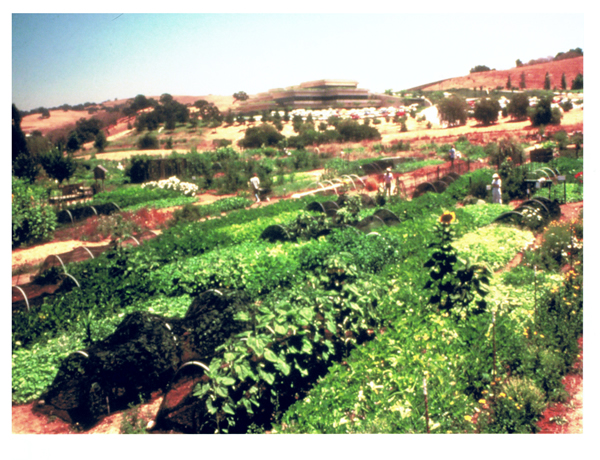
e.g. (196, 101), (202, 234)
(477, 376), (546, 433)
(453, 224), (534, 271)
(12, 177), (57, 248)
(120, 399), (150, 434)
(423, 211), (491, 318)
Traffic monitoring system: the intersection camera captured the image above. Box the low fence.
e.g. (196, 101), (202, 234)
(395, 158), (488, 199)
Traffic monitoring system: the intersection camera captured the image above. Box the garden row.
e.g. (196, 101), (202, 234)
(12, 164), (583, 434)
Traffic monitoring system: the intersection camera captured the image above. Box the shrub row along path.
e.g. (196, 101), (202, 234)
(11, 174), (584, 434)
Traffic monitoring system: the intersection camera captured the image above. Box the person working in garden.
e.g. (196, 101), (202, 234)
(491, 173), (502, 204)
(249, 172), (261, 203)
(384, 167), (393, 197)
(449, 145), (456, 170)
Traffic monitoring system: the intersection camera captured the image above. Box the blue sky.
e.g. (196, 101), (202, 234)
(11, 9), (587, 111)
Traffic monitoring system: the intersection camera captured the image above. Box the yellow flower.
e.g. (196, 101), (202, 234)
(478, 399), (486, 404)
(439, 211), (456, 225)
(498, 392), (506, 398)
(464, 415), (472, 422)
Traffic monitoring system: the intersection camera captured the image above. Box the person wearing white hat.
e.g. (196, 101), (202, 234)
(384, 167), (393, 197)
(249, 172), (261, 203)
(491, 173), (502, 204)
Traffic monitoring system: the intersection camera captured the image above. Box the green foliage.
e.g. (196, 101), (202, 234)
(238, 123), (284, 149)
(336, 119), (382, 142)
(507, 93), (529, 121)
(12, 177), (57, 247)
(453, 224), (534, 271)
(470, 65), (491, 73)
(487, 136), (525, 167)
(12, 104), (40, 183)
(94, 130), (109, 152)
(39, 148), (77, 183)
(478, 377), (546, 433)
(437, 95), (468, 127)
(423, 213), (491, 318)
(529, 96), (562, 126)
(120, 401), (150, 434)
(74, 117), (103, 143)
(136, 133), (159, 150)
(544, 72), (552, 90)
(169, 196), (253, 226)
(473, 98), (501, 125)
(571, 73), (583, 90)
(233, 91), (249, 101)
(11, 164), (583, 433)
(194, 100), (222, 122)
(523, 219), (582, 272)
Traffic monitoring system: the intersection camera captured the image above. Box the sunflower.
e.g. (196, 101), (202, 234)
(439, 211), (456, 225)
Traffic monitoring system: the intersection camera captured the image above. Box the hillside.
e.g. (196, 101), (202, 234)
(20, 95), (236, 136)
(18, 56), (583, 139)
(417, 56), (583, 92)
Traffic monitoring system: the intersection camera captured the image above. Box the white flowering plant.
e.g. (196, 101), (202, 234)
(141, 176), (199, 197)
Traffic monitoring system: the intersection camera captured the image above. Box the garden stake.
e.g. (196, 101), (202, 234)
(534, 266), (537, 328)
(423, 376), (430, 434)
(492, 310), (497, 386)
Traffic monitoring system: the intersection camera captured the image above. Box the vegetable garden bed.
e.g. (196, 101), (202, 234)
(12, 165), (583, 434)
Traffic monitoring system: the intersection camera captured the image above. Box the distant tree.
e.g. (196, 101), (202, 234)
(160, 93), (174, 105)
(39, 107), (51, 119)
(135, 110), (161, 132)
(507, 93), (530, 121)
(233, 91), (249, 102)
(238, 123), (284, 149)
(437, 95), (469, 127)
(225, 110), (235, 126)
(292, 114), (304, 133)
(544, 72), (552, 90)
(516, 59), (523, 67)
(66, 131), (82, 153)
(164, 114), (176, 131)
(124, 94), (155, 116)
(26, 131), (53, 157)
(384, 89), (394, 95)
(571, 73), (583, 90)
(506, 74), (512, 89)
(193, 99), (222, 122)
(40, 148), (76, 183)
(554, 48), (583, 61)
(470, 65), (491, 73)
(561, 73), (567, 90)
(336, 119), (381, 142)
(136, 132), (159, 150)
(519, 72), (526, 89)
(75, 117), (103, 143)
(94, 130), (109, 152)
(261, 109), (272, 123)
(529, 95), (562, 127)
(473, 98), (501, 125)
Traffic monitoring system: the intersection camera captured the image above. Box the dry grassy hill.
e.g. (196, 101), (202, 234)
(19, 56), (583, 141)
(418, 56), (583, 92)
